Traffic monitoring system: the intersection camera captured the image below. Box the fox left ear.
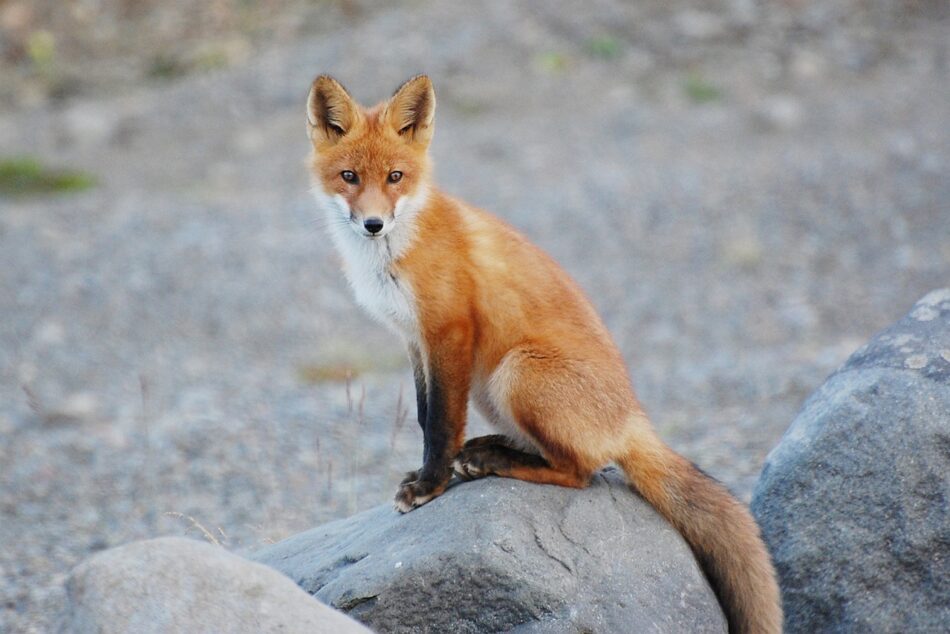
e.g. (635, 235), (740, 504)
(385, 75), (436, 147)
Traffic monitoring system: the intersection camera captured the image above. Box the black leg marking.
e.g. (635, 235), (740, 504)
(396, 327), (472, 513)
(399, 470), (420, 486)
(417, 370), (452, 482)
(408, 344), (429, 464)
(394, 362), (458, 512)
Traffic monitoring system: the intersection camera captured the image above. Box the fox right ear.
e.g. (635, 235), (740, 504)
(307, 75), (359, 146)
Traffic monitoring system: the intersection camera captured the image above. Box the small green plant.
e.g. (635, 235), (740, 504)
(193, 48), (231, 72)
(147, 53), (190, 80)
(537, 51), (569, 73)
(684, 73), (722, 104)
(587, 35), (622, 60)
(0, 158), (96, 196)
(26, 30), (56, 76)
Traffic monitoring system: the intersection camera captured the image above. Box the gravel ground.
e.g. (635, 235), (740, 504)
(1, 2), (948, 632)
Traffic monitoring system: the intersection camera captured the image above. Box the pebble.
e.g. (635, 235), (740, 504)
(61, 102), (120, 147)
(674, 10), (728, 41)
(753, 95), (805, 131)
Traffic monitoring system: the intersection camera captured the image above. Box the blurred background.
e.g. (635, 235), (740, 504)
(1, 0), (947, 631)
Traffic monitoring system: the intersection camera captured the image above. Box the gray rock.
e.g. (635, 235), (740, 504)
(252, 469), (726, 634)
(751, 289), (950, 633)
(62, 537), (372, 634)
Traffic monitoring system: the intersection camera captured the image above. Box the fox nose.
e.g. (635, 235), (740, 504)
(364, 217), (384, 234)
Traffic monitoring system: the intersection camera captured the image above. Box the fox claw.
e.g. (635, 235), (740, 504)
(394, 477), (446, 513)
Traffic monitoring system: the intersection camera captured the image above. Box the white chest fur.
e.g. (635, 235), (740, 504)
(313, 188), (422, 337)
(340, 235), (417, 335)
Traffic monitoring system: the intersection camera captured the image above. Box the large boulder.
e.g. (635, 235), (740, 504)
(62, 536), (371, 634)
(252, 468), (726, 633)
(751, 289), (950, 633)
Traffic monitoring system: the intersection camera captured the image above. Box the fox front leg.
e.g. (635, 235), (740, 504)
(394, 328), (471, 512)
(399, 343), (429, 486)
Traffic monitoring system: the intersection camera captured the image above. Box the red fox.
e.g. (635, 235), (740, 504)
(307, 74), (782, 634)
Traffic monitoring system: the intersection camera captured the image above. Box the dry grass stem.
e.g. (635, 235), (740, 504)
(164, 512), (225, 546)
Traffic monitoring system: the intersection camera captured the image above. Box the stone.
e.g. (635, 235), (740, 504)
(751, 289), (950, 633)
(252, 469), (726, 633)
(60, 101), (120, 147)
(673, 10), (728, 41)
(62, 537), (371, 634)
(753, 96), (805, 132)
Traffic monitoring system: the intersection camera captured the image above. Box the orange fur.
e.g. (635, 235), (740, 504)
(307, 74), (783, 633)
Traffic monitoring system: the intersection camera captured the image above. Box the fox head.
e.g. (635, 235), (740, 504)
(307, 74), (435, 241)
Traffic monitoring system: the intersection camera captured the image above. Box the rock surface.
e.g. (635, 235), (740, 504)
(62, 537), (371, 634)
(751, 289), (950, 633)
(252, 469), (726, 634)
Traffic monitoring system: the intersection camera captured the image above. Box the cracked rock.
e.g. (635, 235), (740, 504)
(251, 469), (725, 633)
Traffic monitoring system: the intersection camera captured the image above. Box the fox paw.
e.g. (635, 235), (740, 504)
(394, 477), (446, 513)
(399, 469), (420, 486)
(453, 447), (492, 481)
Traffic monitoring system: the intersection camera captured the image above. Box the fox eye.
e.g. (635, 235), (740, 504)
(341, 170), (358, 184)
(388, 171), (403, 184)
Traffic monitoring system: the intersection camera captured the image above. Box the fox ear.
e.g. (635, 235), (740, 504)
(307, 75), (359, 146)
(385, 75), (436, 147)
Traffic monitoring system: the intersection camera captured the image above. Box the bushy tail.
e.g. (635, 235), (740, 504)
(616, 431), (782, 634)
